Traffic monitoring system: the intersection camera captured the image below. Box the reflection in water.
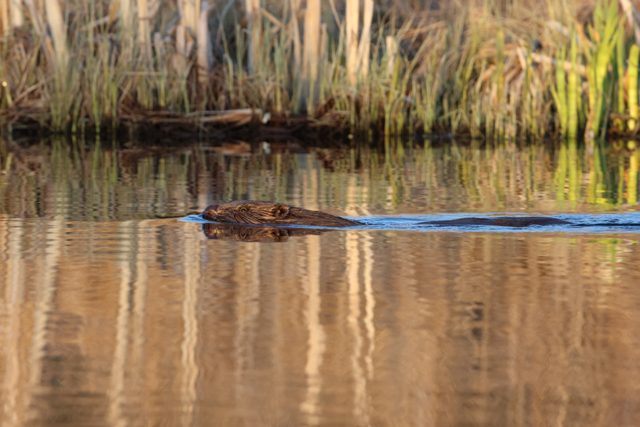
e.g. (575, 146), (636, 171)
(345, 183), (371, 424)
(202, 222), (332, 242)
(181, 225), (200, 427)
(233, 238), (260, 424)
(0, 138), (639, 426)
(3, 220), (23, 427)
(28, 215), (64, 425)
(108, 221), (133, 427)
(1, 137), (639, 220)
(300, 235), (325, 426)
(630, 144), (638, 205)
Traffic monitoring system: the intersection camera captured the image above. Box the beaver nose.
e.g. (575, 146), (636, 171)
(202, 204), (219, 221)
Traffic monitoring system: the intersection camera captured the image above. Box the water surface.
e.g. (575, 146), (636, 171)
(1, 138), (640, 426)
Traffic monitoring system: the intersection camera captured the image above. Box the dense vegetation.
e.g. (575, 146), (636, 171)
(1, 0), (640, 140)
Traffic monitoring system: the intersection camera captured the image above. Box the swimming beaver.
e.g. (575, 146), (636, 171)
(201, 201), (640, 228)
(202, 223), (330, 242)
(202, 200), (362, 228)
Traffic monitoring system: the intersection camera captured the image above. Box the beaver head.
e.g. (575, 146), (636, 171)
(202, 200), (361, 228)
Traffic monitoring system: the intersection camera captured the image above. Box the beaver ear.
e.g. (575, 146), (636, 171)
(272, 203), (290, 218)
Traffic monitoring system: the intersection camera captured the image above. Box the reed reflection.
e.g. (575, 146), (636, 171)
(181, 225), (200, 427)
(2, 219), (23, 427)
(300, 235), (325, 426)
(346, 232), (377, 424)
(1, 137), (639, 221)
(108, 221), (134, 427)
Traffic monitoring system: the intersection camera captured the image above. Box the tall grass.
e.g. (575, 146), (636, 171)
(0, 0), (640, 141)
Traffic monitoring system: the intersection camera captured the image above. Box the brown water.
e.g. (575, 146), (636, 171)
(1, 138), (640, 426)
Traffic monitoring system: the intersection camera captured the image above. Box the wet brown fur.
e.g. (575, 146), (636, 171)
(202, 200), (362, 228)
(200, 203), (640, 229)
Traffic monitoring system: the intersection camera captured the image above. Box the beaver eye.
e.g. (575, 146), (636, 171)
(239, 206), (248, 213)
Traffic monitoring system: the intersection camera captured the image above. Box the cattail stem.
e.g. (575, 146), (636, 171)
(356, 0), (373, 80)
(1, 0), (9, 35)
(290, 0), (301, 72)
(197, 0), (212, 84)
(44, 0), (67, 68)
(302, 0), (320, 82)
(9, 0), (23, 27)
(345, 0), (359, 85)
(137, 0), (151, 60)
(245, 0), (260, 75)
(120, 0), (132, 36)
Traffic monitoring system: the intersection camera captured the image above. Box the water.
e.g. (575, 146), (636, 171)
(1, 138), (640, 426)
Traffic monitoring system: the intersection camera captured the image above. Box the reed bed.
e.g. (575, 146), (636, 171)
(1, 0), (640, 141)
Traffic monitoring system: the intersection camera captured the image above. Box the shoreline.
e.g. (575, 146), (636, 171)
(2, 112), (638, 146)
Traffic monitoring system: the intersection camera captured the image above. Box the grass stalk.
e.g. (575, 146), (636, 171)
(552, 46), (567, 135)
(616, 26), (625, 131)
(629, 44), (639, 130)
(568, 31), (579, 139)
(586, 0), (619, 139)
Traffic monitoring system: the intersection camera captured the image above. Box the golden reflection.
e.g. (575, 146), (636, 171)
(2, 220), (23, 427)
(362, 233), (375, 382)
(27, 216), (63, 423)
(132, 221), (149, 406)
(555, 142), (568, 204)
(233, 240), (261, 420)
(300, 235), (325, 426)
(568, 137), (580, 203)
(181, 224), (200, 427)
(347, 233), (365, 421)
(108, 221), (134, 427)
